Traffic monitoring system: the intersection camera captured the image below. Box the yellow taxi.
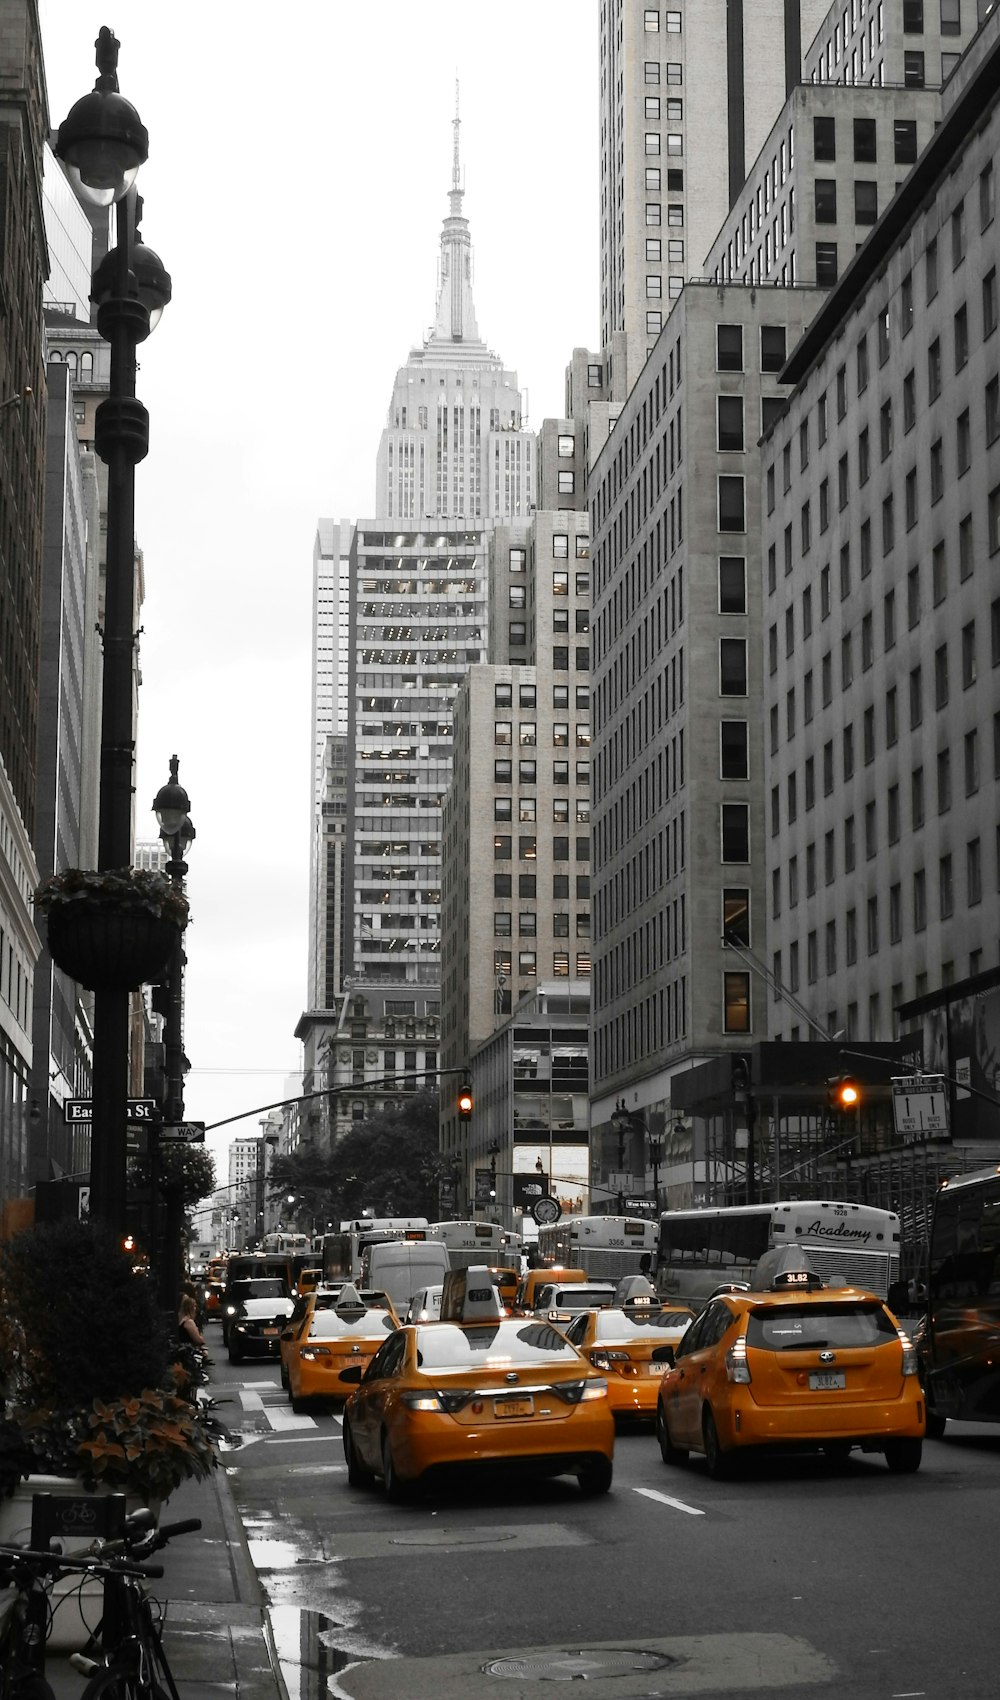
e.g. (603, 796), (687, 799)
(562, 1290), (695, 1421)
(341, 1267), (615, 1499)
(654, 1250), (926, 1478)
(279, 1285), (399, 1388)
(513, 1265), (587, 1315)
(203, 1258), (228, 1318)
(284, 1284), (399, 1411)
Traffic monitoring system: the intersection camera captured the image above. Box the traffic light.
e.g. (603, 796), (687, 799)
(827, 1075), (861, 1112)
(457, 1085), (473, 1119)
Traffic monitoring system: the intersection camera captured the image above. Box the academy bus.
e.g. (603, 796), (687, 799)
(320, 1217), (429, 1283)
(655, 1199), (901, 1309)
(920, 1165), (1000, 1431)
(536, 1216), (659, 1282)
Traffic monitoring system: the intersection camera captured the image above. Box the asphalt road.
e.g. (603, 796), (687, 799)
(212, 1346), (1000, 1700)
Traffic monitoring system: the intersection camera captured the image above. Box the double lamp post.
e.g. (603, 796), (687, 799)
(55, 29), (171, 1233)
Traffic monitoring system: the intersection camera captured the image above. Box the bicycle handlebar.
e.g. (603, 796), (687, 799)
(0, 1543), (164, 1581)
(154, 1518), (202, 1544)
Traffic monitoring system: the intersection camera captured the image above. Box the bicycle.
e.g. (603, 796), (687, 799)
(69, 1513), (202, 1700)
(0, 1543), (62, 1700)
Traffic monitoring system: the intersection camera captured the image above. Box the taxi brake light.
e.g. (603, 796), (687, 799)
(590, 1351), (612, 1370)
(400, 1391), (445, 1412)
(579, 1379), (609, 1401)
(725, 1339), (752, 1384)
(554, 1378), (608, 1404)
(897, 1330), (919, 1376)
(300, 1346), (332, 1360)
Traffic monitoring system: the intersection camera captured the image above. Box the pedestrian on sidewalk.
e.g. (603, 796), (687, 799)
(178, 1293), (207, 1349)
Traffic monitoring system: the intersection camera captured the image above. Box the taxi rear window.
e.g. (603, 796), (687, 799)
(747, 1303), (896, 1352)
(415, 1320), (578, 1369)
(310, 1309), (395, 1338)
(553, 1287), (615, 1307)
(595, 1309), (693, 1340)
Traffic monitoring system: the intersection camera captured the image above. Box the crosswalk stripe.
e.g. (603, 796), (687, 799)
(633, 1486), (706, 1517)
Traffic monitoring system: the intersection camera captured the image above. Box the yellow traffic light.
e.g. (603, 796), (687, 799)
(827, 1075), (861, 1111)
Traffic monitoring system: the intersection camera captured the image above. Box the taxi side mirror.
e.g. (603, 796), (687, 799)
(651, 1344), (675, 1368)
(339, 1364), (364, 1385)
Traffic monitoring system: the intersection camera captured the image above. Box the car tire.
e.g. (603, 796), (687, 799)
(577, 1455), (613, 1496)
(884, 1437), (922, 1474)
(381, 1432), (411, 1502)
(925, 1405), (947, 1440)
(280, 1362), (289, 1391)
(290, 1391), (309, 1414)
(655, 1402), (688, 1466)
(822, 1442), (852, 1466)
(343, 1418), (372, 1488)
(228, 1345), (242, 1366)
(702, 1407), (733, 1480)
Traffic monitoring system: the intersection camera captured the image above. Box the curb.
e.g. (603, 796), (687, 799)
(210, 1459), (291, 1700)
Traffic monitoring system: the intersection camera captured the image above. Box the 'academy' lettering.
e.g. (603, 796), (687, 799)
(804, 1220), (873, 1244)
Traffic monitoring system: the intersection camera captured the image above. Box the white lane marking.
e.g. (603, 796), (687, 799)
(633, 1486), (706, 1518)
(261, 1435), (334, 1445)
(239, 1390), (264, 1412)
(266, 1404), (317, 1432)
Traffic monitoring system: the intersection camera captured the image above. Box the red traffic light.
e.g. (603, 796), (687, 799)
(457, 1087), (473, 1119)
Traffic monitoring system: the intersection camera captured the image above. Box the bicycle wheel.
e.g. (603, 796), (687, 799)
(78, 1668), (171, 1700)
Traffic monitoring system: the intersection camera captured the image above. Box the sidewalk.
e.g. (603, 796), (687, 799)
(45, 1464), (288, 1699)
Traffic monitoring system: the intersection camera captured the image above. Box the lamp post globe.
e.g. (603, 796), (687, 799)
(54, 28), (148, 206)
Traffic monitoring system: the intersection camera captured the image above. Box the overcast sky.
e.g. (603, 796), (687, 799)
(37, 2), (600, 1184)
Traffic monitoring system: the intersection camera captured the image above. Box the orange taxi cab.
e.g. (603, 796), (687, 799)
(203, 1258), (228, 1317)
(284, 1283), (398, 1411)
(341, 1266), (615, 1499)
(562, 1289), (695, 1420)
(654, 1249), (926, 1478)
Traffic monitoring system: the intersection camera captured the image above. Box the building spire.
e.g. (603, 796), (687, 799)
(429, 79), (480, 347)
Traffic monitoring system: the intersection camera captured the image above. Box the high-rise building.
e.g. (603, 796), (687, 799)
(374, 100), (535, 525)
(304, 109), (536, 1146)
(762, 10), (1000, 1147)
(0, 0), (49, 1212)
(598, 0), (830, 393)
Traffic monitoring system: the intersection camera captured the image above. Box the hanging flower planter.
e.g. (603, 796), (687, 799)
(33, 867), (189, 992)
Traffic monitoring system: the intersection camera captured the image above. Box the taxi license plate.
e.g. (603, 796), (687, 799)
(494, 1396), (534, 1418)
(808, 1371), (846, 1390)
(263, 1327), (279, 1337)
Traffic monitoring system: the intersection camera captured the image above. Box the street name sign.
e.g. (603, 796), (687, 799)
(891, 1075), (949, 1142)
(64, 1099), (159, 1125)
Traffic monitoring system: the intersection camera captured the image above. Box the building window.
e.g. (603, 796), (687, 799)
(720, 720), (749, 778)
(895, 120), (918, 164)
(855, 181), (878, 225)
(904, 50), (925, 86)
(760, 326), (786, 372)
(717, 324), (743, 371)
(644, 7), (660, 27)
(723, 973), (750, 1033)
(495, 722), (512, 746)
(719, 555), (746, 612)
(721, 804), (750, 862)
(816, 243), (838, 286)
(717, 395), (744, 451)
(718, 476), (745, 531)
(813, 116), (836, 160)
(928, 337), (941, 399)
(955, 303), (969, 370)
(952, 200), (967, 268)
(815, 179), (837, 222)
(985, 266), (999, 337)
(720, 638), (748, 695)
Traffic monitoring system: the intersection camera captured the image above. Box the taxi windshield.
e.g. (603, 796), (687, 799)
(594, 1308), (693, 1340)
(309, 1310), (395, 1338)
(748, 1302), (897, 1351)
(415, 1320), (578, 1370)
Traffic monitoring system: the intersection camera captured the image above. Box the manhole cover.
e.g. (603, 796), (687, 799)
(389, 1530), (518, 1547)
(484, 1649), (677, 1681)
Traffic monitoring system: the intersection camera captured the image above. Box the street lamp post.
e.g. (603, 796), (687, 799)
(152, 756), (194, 1307)
(55, 29), (171, 1234)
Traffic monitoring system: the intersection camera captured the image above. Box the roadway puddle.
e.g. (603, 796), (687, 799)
(268, 1603), (392, 1700)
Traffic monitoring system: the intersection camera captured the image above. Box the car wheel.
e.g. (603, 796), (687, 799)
(702, 1407), (733, 1480)
(822, 1441), (851, 1466)
(884, 1438), (922, 1474)
(228, 1344), (242, 1365)
(577, 1455), (613, 1496)
(343, 1418), (372, 1488)
(280, 1362), (289, 1391)
(655, 1402), (688, 1466)
(290, 1391), (309, 1414)
(381, 1432), (411, 1502)
(925, 1405), (947, 1440)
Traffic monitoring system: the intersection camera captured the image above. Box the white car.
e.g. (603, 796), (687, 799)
(404, 1284), (443, 1323)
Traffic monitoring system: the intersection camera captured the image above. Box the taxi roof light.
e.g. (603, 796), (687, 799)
(751, 1246), (826, 1292)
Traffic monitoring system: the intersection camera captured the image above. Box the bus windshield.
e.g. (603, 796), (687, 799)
(923, 1169), (1000, 1427)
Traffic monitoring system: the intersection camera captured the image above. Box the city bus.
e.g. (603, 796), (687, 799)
(428, 1220), (508, 1271)
(320, 1218), (429, 1284)
(655, 1200), (901, 1309)
(536, 1216), (659, 1282)
(919, 1165), (1000, 1431)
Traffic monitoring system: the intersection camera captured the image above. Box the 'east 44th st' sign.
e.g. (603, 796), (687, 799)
(64, 1099), (159, 1125)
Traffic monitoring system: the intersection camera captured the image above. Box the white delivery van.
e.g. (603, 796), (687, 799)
(362, 1240), (450, 1315)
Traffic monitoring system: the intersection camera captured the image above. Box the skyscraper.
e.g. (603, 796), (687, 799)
(598, 0), (830, 393)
